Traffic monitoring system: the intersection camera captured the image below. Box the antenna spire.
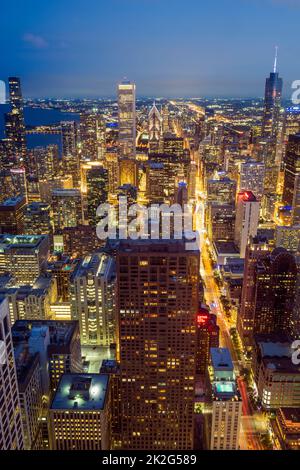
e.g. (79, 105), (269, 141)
(273, 46), (278, 73)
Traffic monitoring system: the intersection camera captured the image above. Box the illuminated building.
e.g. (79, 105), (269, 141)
(23, 202), (53, 238)
(10, 167), (27, 201)
(49, 373), (110, 450)
(148, 102), (162, 153)
(0, 171), (15, 204)
(4, 77), (26, 164)
(0, 275), (57, 324)
(162, 105), (170, 134)
(252, 333), (300, 409)
(118, 80), (136, 159)
(262, 50), (283, 141)
(275, 225), (300, 253)
(47, 255), (78, 303)
(12, 320), (82, 392)
(238, 236), (272, 345)
(86, 165), (108, 226)
(61, 121), (78, 158)
(13, 341), (43, 449)
(196, 309), (219, 374)
(262, 192), (277, 221)
(0, 235), (49, 284)
(34, 145), (59, 181)
(207, 203), (235, 242)
(62, 224), (104, 258)
(100, 360), (121, 449)
(146, 161), (170, 204)
(163, 136), (184, 158)
(39, 175), (73, 203)
(234, 191), (260, 258)
(71, 253), (116, 347)
(119, 157), (137, 186)
(272, 408), (300, 450)
(117, 239), (199, 450)
(0, 195), (26, 234)
(105, 150), (120, 199)
(209, 348), (242, 450)
(80, 112), (105, 161)
(0, 297), (24, 449)
(252, 248), (297, 337)
(51, 189), (83, 232)
(239, 159), (265, 200)
(292, 174), (300, 225)
(282, 134), (300, 206)
(207, 177), (236, 204)
(283, 107), (300, 140)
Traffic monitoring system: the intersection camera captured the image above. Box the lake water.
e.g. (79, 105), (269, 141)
(0, 104), (80, 151)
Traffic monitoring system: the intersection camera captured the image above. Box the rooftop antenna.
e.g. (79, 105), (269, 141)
(273, 46), (278, 73)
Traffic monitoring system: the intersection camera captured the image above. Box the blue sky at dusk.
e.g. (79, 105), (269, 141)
(1, 0), (300, 98)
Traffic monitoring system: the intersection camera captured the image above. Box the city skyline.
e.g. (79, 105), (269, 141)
(1, 0), (300, 98)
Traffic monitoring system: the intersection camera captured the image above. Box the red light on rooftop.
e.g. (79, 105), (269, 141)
(197, 314), (209, 325)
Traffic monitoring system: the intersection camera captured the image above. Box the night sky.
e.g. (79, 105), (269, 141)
(1, 0), (300, 98)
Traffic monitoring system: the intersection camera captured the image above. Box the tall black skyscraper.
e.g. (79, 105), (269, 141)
(4, 77), (27, 166)
(262, 48), (283, 141)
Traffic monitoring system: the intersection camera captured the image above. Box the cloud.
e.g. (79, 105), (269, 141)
(22, 33), (48, 49)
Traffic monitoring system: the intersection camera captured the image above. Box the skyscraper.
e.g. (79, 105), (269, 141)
(118, 80), (136, 159)
(117, 239), (199, 450)
(5, 77), (27, 164)
(262, 49), (283, 141)
(148, 102), (162, 154)
(282, 134), (300, 206)
(0, 297), (24, 450)
(234, 191), (260, 258)
(239, 159), (265, 200)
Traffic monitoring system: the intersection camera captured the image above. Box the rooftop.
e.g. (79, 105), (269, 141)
(51, 374), (109, 411)
(12, 320), (79, 349)
(0, 195), (25, 208)
(211, 348), (233, 371)
(0, 234), (47, 249)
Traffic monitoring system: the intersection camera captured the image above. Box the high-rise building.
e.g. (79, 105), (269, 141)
(86, 165), (108, 226)
(71, 253), (116, 347)
(0, 297), (24, 449)
(23, 202), (53, 238)
(148, 102), (162, 154)
(238, 236), (272, 345)
(0, 195), (26, 234)
(282, 134), (300, 209)
(4, 77), (27, 164)
(12, 320), (82, 392)
(48, 373), (111, 450)
(234, 191), (260, 258)
(239, 159), (265, 200)
(163, 136), (184, 158)
(262, 50), (283, 141)
(117, 239), (199, 450)
(118, 80), (136, 159)
(253, 248), (297, 337)
(79, 112), (105, 161)
(207, 203), (235, 242)
(207, 177), (236, 205)
(51, 189), (83, 232)
(0, 235), (49, 284)
(61, 121), (78, 158)
(209, 348), (242, 450)
(275, 225), (300, 253)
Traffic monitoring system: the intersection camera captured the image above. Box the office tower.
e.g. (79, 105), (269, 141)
(12, 320), (82, 392)
(0, 171), (15, 204)
(80, 111), (105, 161)
(262, 49), (283, 140)
(234, 191), (260, 258)
(117, 239), (199, 450)
(292, 174), (300, 225)
(4, 77), (27, 164)
(162, 105), (170, 134)
(100, 360), (121, 449)
(253, 248), (297, 336)
(148, 152), (190, 200)
(49, 373), (110, 450)
(239, 159), (265, 200)
(0, 235), (49, 284)
(71, 253), (116, 347)
(275, 225), (300, 253)
(146, 162), (169, 204)
(10, 167), (28, 201)
(272, 408), (300, 450)
(51, 189), (83, 232)
(61, 121), (78, 158)
(238, 236), (272, 344)
(0, 195), (26, 234)
(23, 202), (53, 236)
(119, 157), (137, 186)
(0, 275), (56, 324)
(207, 177), (237, 204)
(30, 145), (58, 180)
(0, 297), (24, 450)
(209, 348), (242, 450)
(196, 308), (219, 374)
(13, 341), (43, 449)
(149, 102), (162, 154)
(283, 107), (300, 140)
(282, 134), (300, 206)
(118, 80), (136, 158)
(105, 150), (120, 199)
(62, 225), (104, 258)
(163, 136), (184, 158)
(252, 333), (300, 409)
(86, 166), (108, 226)
(47, 255), (78, 303)
(261, 192), (277, 221)
(207, 203), (235, 242)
